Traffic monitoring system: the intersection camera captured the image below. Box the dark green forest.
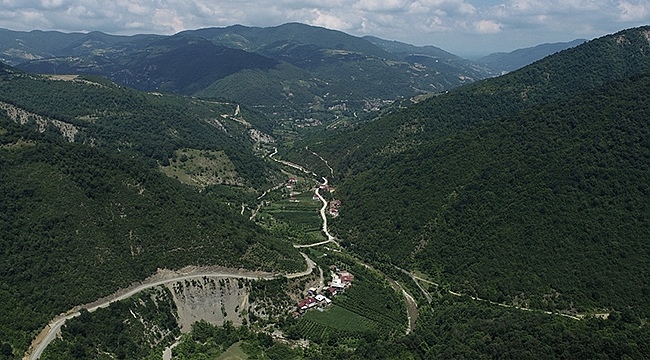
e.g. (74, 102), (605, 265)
(298, 25), (650, 174)
(0, 117), (303, 357)
(40, 288), (179, 360)
(309, 29), (650, 320)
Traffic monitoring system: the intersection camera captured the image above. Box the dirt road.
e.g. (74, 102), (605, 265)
(294, 177), (340, 248)
(26, 253), (315, 360)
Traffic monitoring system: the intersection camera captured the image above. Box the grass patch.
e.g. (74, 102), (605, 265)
(160, 148), (244, 187)
(263, 191), (323, 230)
(217, 341), (249, 360)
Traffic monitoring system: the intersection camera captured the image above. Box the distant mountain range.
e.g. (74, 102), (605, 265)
(477, 39), (587, 73)
(0, 23), (584, 126)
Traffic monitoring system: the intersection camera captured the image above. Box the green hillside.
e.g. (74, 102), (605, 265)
(298, 26), (650, 317)
(0, 70), (307, 357)
(0, 72), (276, 189)
(10, 23), (494, 128)
(334, 73), (650, 313)
(300, 26), (650, 172)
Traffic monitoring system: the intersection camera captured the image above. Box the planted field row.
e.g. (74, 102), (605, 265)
(297, 319), (331, 340)
(336, 299), (403, 331)
(303, 305), (378, 333)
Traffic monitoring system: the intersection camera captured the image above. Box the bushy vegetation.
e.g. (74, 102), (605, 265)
(332, 72), (650, 316)
(0, 73), (276, 189)
(281, 249), (406, 346)
(0, 118), (303, 356)
(41, 288), (179, 360)
(166, 295), (650, 359)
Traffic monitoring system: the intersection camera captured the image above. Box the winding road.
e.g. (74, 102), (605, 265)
(293, 177), (339, 248)
(26, 148), (417, 359)
(26, 254), (315, 360)
(266, 147), (418, 332)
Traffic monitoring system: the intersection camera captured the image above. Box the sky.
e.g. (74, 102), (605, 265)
(0, 0), (649, 57)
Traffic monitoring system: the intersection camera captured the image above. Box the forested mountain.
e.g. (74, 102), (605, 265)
(0, 108), (304, 358)
(300, 26), (650, 172)
(0, 71), (277, 189)
(478, 38), (587, 73)
(169, 24), (493, 113)
(1, 23), (649, 359)
(0, 63), (313, 356)
(0, 28), (161, 64)
(18, 34), (280, 96)
(295, 26), (650, 318)
(4, 23), (496, 126)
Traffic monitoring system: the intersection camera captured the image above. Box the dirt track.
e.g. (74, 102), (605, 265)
(25, 254), (315, 360)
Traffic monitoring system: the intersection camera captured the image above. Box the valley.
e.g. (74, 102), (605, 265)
(0, 23), (649, 360)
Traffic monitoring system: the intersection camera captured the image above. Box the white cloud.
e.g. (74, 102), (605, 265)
(41, 0), (65, 9)
(355, 0), (411, 13)
(308, 9), (354, 30)
(618, 1), (649, 21)
(475, 19), (502, 33)
(117, 0), (148, 16)
(152, 8), (185, 33)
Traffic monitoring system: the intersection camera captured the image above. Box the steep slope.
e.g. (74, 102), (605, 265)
(0, 72), (277, 189)
(334, 73), (650, 314)
(478, 39), (587, 73)
(114, 35), (279, 94)
(193, 23), (491, 113)
(301, 26), (650, 172)
(17, 34), (279, 95)
(0, 116), (304, 357)
(302, 26), (650, 316)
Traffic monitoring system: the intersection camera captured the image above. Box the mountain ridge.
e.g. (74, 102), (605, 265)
(5, 23), (496, 127)
(478, 38), (588, 73)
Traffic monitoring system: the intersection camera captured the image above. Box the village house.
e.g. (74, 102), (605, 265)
(339, 271), (354, 285)
(315, 294), (332, 305)
(329, 200), (341, 216)
(294, 268), (353, 316)
(286, 177), (298, 189)
(298, 297), (318, 311)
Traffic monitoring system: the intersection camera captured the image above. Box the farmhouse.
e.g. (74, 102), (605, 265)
(315, 294), (332, 304)
(329, 200), (342, 216)
(339, 271), (354, 285)
(298, 297), (318, 310)
(294, 269), (353, 316)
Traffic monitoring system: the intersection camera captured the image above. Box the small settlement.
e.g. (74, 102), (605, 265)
(294, 267), (354, 317)
(328, 200), (341, 216)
